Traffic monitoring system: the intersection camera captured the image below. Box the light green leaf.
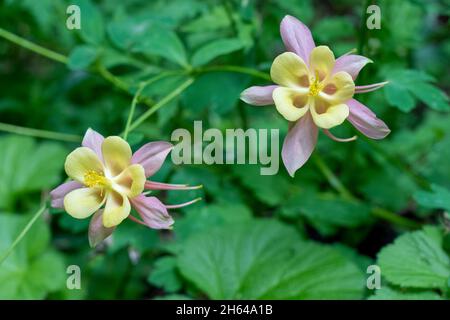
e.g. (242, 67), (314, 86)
(414, 184), (450, 212)
(148, 257), (182, 293)
(73, 0), (105, 45)
(0, 136), (66, 210)
(369, 287), (443, 300)
(0, 213), (65, 299)
(178, 220), (365, 299)
(68, 45), (99, 70)
(191, 38), (246, 66)
(377, 226), (450, 290)
(384, 82), (415, 112)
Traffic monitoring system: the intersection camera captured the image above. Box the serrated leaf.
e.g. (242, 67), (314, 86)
(178, 220), (364, 299)
(148, 257), (182, 293)
(377, 226), (450, 290)
(414, 184), (450, 212)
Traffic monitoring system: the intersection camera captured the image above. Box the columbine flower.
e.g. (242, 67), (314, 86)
(50, 128), (200, 247)
(240, 15), (390, 176)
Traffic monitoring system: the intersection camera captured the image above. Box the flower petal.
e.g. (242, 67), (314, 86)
(50, 181), (83, 209)
(131, 141), (173, 178)
(65, 147), (104, 183)
(270, 52), (310, 89)
(280, 15), (316, 64)
(309, 46), (335, 80)
(281, 112), (318, 177)
(82, 128), (105, 162)
(88, 210), (115, 248)
(113, 164), (146, 198)
(102, 190), (131, 228)
(240, 85), (278, 106)
(64, 187), (105, 219)
(333, 54), (372, 80)
(311, 100), (349, 129)
(347, 99), (391, 139)
(320, 71), (355, 105)
(131, 195), (174, 229)
(273, 87), (310, 122)
(102, 136), (132, 177)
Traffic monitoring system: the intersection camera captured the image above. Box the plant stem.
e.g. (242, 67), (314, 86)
(123, 83), (145, 141)
(0, 122), (82, 142)
(124, 77), (194, 134)
(0, 202), (48, 266)
(313, 153), (420, 229)
(0, 27), (68, 64)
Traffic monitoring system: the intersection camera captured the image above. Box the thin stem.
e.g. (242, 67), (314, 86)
(123, 83), (145, 141)
(124, 77), (194, 134)
(0, 27), (68, 64)
(194, 65), (271, 81)
(0, 122), (82, 142)
(313, 154), (420, 229)
(0, 202), (48, 266)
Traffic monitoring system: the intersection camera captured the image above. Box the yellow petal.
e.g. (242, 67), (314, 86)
(102, 190), (131, 228)
(65, 147), (104, 183)
(273, 87), (310, 122)
(309, 46), (335, 81)
(113, 164), (146, 198)
(102, 136), (132, 177)
(310, 100), (349, 129)
(319, 71), (355, 104)
(64, 187), (105, 219)
(270, 52), (310, 89)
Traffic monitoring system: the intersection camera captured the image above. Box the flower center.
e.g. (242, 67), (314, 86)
(84, 170), (109, 188)
(308, 77), (323, 97)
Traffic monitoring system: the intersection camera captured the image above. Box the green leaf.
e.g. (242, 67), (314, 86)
(178, 220), (364, 299)
(377, 226), (450, 290)
(148, 257), (182, 293)
(414, 184), (450, 212)
(191, 38), (246, 66)
(133, 28), (188, 67)
(0, 136), (66, 210)
(68, 45), (99, 70)
(0, 213), (65, 299)
(369, 287), (443, 300)
(74, 0), (105, 45)
(384, 69), (449, 112)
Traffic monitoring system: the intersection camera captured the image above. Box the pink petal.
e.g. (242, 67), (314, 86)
(333, 54), (372, 80)
(240, 85), (277, 106)
(131, 195), (174, 229)
(131, 141), (173, 178)
(282, 113), (318, 177)
(280, 15), (316, 64)
(347, 99), (391, 140)
(82, 128), (105, 162)
(50, 181), (83, 208)
(88, 210), (115, 247)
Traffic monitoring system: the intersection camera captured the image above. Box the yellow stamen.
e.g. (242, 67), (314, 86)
(308, 71), (323, 97)
(84, 170), (109, 188)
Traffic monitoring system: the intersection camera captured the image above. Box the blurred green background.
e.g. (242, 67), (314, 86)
(0, 0), (449, 300)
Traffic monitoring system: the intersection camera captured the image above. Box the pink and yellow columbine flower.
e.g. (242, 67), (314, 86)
(241, 15), (390, 176)
(50, 129), (200, 247)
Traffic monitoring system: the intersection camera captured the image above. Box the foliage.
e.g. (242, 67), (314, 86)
(0, 0), (449, 300)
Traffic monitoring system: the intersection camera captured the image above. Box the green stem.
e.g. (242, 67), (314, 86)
(0, 203), (48, 266)
(0, 122), (82, 142)
(194, 65), (271, 81)
(123, 83), (145, 141)
(0, 27), (68, 64)
(313, 154), (420, 229)
(124, 77), (194, 134)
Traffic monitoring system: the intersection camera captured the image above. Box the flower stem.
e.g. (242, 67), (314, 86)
(123, 83), (145, 141)
(0, 202), (48, 266)
(313, 154), (420, 229)
(0, 27), (68, 64)
(125, 77), (194, 134)
(0, 122), (82, 142)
